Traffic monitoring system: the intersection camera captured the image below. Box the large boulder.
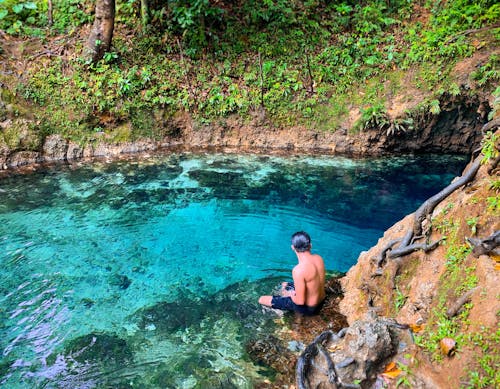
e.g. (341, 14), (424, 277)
(7, 150), (41, 168)
(67, 141), (84, 160)
(297, 318), (400, 389)
(1, 118), (42, 151)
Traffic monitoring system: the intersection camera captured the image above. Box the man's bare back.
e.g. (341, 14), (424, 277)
(292, 252), (326, 307)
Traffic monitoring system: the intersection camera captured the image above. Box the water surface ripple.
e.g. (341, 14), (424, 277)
(0, 152), (467, 387)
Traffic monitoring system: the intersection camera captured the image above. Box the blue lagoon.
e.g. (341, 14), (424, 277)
(0, 152), (467, 388)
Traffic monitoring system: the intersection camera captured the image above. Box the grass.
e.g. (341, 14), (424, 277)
(463, 325), (500, 388)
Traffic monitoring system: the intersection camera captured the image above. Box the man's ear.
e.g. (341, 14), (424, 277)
(291, 244), (295, 252)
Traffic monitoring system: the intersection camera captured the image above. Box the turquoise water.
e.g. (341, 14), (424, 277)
(0, 152), (467, 388)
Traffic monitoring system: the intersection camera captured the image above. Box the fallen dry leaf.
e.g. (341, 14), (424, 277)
(384, 361), (397, 372)
(440, 337), (456, 357)
(381, 361), (402, 379)
(327, 345), (340, 353)
(409, 323), (424, 333)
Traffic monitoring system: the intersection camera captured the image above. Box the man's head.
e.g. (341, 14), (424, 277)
(291, 231), (311, 252)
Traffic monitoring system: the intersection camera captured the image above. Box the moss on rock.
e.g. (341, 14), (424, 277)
(2, 119), (43, 151)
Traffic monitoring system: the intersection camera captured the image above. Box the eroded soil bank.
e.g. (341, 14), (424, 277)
(0, 90), (488, 171)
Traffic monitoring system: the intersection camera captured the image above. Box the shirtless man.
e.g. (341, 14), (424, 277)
(259, 231), (326, 316)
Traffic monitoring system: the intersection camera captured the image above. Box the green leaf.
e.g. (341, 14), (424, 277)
(24, 1), (37, 10)
(0, 9), (8, 19)
(12, 3), (24, 13)
(430, 99), (441, 115)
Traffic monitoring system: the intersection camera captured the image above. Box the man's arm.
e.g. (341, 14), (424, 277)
(291, 267), (306, 305)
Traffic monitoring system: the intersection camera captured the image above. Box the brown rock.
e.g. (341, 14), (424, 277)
(7, 151), (41, 168)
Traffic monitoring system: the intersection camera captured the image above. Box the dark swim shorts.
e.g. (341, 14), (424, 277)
(270, 296), (322, 316)
(270, 282), (323, 316)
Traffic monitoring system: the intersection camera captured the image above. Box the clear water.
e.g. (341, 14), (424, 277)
(0, 152), (467, 388)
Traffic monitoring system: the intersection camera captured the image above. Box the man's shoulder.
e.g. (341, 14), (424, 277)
(293, 263), (307, 274)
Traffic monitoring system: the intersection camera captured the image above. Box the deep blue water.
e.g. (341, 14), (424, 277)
(0, 152), (467, 388)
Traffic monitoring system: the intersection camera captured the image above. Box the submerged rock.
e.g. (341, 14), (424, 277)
(133, 299), (207, 332)
(62, 332), (133, 365)
(80, 297), (95, 308)
(109, 273), (132, 290)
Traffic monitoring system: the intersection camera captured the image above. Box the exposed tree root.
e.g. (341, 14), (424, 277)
(375, 156), (482, 271)
(445, 24), (500, 44)
(296, 331), (332, 389)
(481, 118), (500, 134)
(467, 230), (500, 257)
(412, 157), (482, 238)
(446, 287), (478, 319)
(375, 238), (402, 268)
(387, 238), (443, 259)
(296, 330), (361, 389)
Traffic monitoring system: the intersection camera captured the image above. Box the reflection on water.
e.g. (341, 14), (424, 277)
(0, 152), (467, 387)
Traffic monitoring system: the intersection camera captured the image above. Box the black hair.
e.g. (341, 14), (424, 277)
(291, 231), (311, 252)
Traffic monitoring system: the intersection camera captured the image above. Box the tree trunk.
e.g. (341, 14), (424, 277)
(140, 0), (150, 30)
(47, 0), (53, 27)
(86, 0), (115, 63)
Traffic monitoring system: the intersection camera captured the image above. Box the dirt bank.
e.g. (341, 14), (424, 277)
(0, 92), (488, 171)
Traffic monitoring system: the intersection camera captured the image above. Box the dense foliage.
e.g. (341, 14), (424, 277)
(1, 0), (499, 142)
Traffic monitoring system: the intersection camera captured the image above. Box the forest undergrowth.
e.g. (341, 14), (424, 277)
(0, 0), (499, 144)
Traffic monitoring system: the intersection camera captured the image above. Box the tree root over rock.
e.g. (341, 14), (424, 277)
(375, 123), (500, 271)
(375, 156), (481, 272)
(296, 319), (402, 389)
(446, 287), (478, 319)
(467, 230), (500, 257)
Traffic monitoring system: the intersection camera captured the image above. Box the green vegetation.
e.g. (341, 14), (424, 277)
(1, 0), (499, 142)
(414, 214), (477, 358)
(481, 130), (499, 164)
(464, 326), (500, 388)
(466, 216), (478, 235)
(394, 285), (408, 313)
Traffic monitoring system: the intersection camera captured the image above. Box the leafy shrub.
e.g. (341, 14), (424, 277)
(354, 103), (389, 132)
(404, 0), (499, 65)
(471, 55), (500, 87)
(52, 0), (93, 32)
(0, 0), (43, 34)
(352, 1), (397, 35)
